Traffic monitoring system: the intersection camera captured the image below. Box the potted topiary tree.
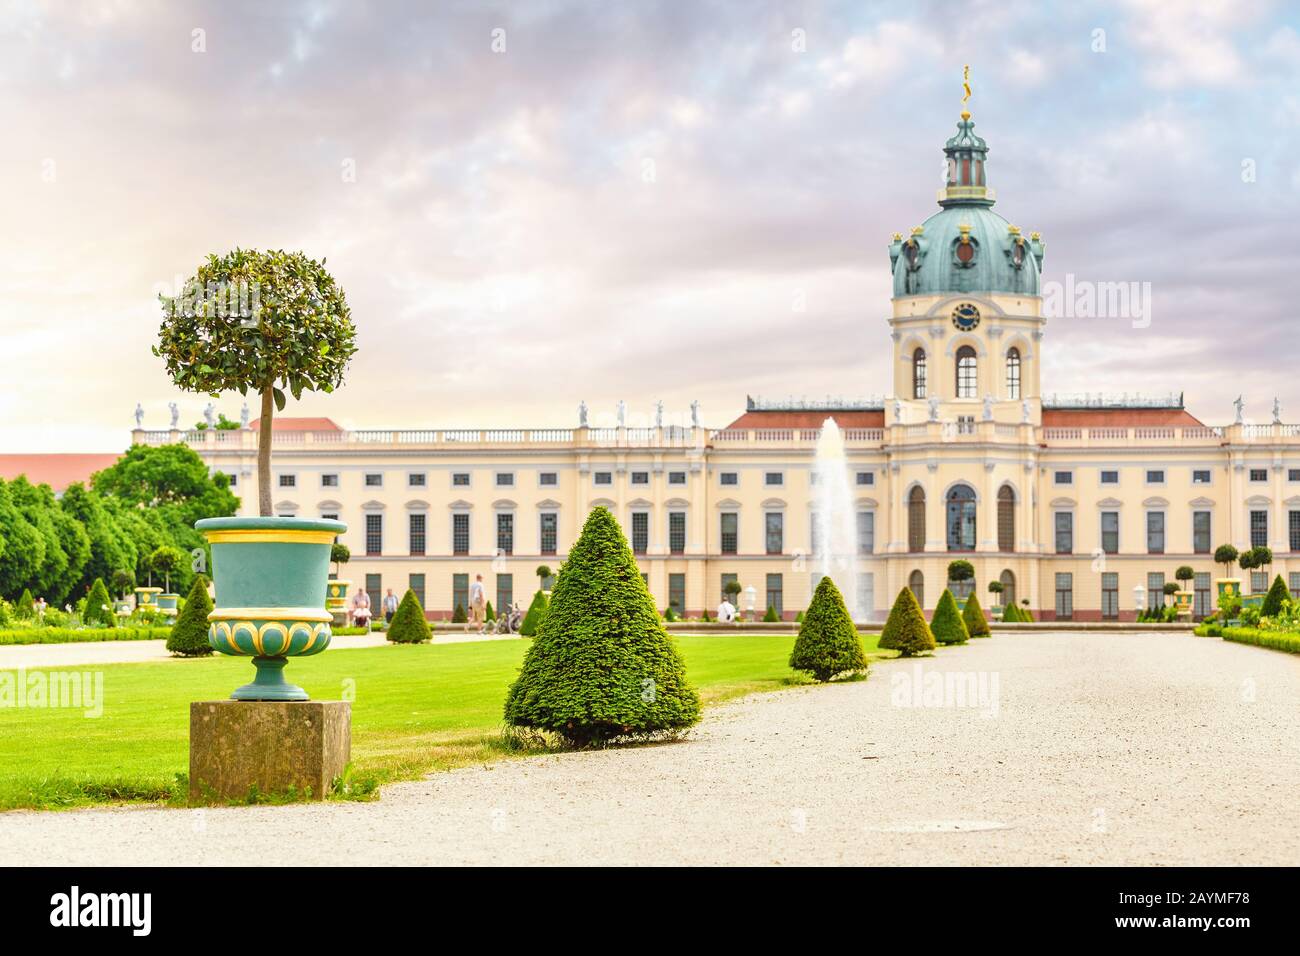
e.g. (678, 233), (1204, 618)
(1238, 548), (1264, 610)
(946, 559), (975, 610)
(1214, 543), (1240, 609)
(156, 249), (356, 700)
(535, 565), (553, 592)
(1173, 565), (1195, 619)
(326, 542), (351, 625)
(724, 578), (743, 621)
(987, 579), (1004, 618)
(149, 544), (187, 618)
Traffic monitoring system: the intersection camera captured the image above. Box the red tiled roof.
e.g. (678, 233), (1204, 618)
(250, 417), (342, 432)
(723, 410), (884, 430)
(0, 454), (121, 492)
(1041, 408), (1204, 427)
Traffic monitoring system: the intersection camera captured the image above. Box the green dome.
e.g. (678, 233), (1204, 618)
(889, 114), (1045, 298)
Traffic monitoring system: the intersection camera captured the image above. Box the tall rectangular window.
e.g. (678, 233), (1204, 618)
(857, 511), (874, 555)
(1194, 572), (1211, 619)
(1252, 570), (1267, 593)
(1101, 572), (1118, 621)
(1101, 511), (1118, 554)
(765, 573), (783, 617)
(1054, 512), (1073, 554)
(366, 573), (382, 613)
(496, 573), (512, 613)
(496, 513), (514, 555)
(1290, 572), (1300, 600)
(1193, 511), (1211, 554)
(765, 512), (783, 554)
(452, 513), (470, 555)
(365, 513), (383, 556)
(452, 573), (468, 617)
(408, 512), (426, 556)
(539, 512), (557, 556)
(1251, 510), (1268, 548)
(720, 573), (738, 604)
(1147, 572), (1164, 611)
(631, 512), (649, 554)
(668, 512), (686, 554)
(1055, 573), (1073, 620)
(409, 573), (425, 608)
(1289, 510), (1300, 552)
(720, 512), (738, 555)
(668, 573), (685, 616)
(1146, 511), (1165, 554)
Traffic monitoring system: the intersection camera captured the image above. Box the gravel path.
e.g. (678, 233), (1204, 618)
(3, 631), (1298, 866)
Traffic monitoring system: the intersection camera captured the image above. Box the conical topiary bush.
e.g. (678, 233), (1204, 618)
(519, 589), (549, 637)
(764, 604), (780, 622)
(16, 589), (35, 619)
(84, 578), (115, 627)
(504, 506), (701, 746)
(789, 576), (868, 682)
(1261, 574), (1290, 618)
(167, 575), (213, 656)
(878, 586), (935, 657)
(387, 588), (432, 644)
(962, 590), (991, 637)
(931, 589), (969, 645)
(1000, 602), (1019, 623)
(451, 603), (466, 624)
(485, 600), (496, 622)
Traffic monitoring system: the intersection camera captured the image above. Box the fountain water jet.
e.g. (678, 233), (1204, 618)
(812, 418), (863, 621)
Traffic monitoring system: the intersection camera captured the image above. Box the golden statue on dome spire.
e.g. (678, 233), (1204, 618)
(961, 65), (972, 121)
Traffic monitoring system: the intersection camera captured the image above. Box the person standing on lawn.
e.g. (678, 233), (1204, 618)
(383, 588), (398, 624)
(469, 574), (486, 631)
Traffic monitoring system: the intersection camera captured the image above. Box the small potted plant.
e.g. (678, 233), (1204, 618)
(326, 542), (351, 625)
(1239, 547), (1270, 609)
(149, 545), (187, 618)
(156, 249), (356, 700)
(1173, 565), (1195, 618)
(947, 559), (975, 610)
(987, 579), (1004, 618)
(1214, 544), (1240, 609)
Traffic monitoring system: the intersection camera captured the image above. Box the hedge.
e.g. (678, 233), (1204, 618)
(1216, 626), (1300, 655)
(505, 506), (700, 746)
(0, 627), (171, 646)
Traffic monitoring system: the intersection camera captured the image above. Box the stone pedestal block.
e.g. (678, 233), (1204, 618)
(190, 700), (350, 802)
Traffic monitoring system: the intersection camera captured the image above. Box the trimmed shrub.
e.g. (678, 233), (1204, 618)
(1261, 575), (1290, 618)
(84, 578), (115, 627)
(795, 609), (804, 623)
(1000, 603), (1019, 623)
(504, 507), (700, 746)
(519, 589), (549, 637)
(387, 588), (432, 644)
(16, 589), (35, 618)
(878, 587), (936, 657)
(789, 577), (867, 682)
(763, 604), (780, 622)
(485, 600), (496, 622)
(0, 626), (171, 646)
(931, 589), (969, 645)
(451, 603), (467, 624)
(962, 590), (991, 637)
(167, 575), (213, 656)
(663, 606), (679, 622)
(1220, 626), (1300, 655)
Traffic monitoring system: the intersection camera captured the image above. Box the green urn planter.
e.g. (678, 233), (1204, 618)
(134, 586), (162, 609)
(157, 592), (179, 616)
(1173, 589), (1194, 617)
(1242, 593), (1264, 610)
(326, 578), (351, 610)
(196, 516), (346, 701)
(1216, 578), (1240, 608)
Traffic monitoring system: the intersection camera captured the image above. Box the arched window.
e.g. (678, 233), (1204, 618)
(912, 348), (927, 399)
(1006, 348), (1021, 400)
(997, 485), (1016, 552)
(909, 570), (925, 609)
(907, 486), (926, 552)
(999, 569), (1016, 609)
(956, 345), (978, 398)
(946, 484), (976, 552)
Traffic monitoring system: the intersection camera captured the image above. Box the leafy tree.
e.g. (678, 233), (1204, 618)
(59, 483), (133, 598)
(84, 578), (115, 627)
(724, 579), (742, 607)
(946, 559), (975, 590)
(504, 507), (700, 746)
(194, 412), (240, 431)
(1238, 549), (1258, 574)
(154, 249), (357, 516)
(1175, 566), (1195, 589)
(962, 590), (991, 637)
(1214, 544), (1239, 578)
(1261, 575), (1290, 618)
(0, 479), (46, 602)
(111, 568), (136, 599)
(931, 589), (970, 645)
(987, 580), (1004, 600)
(149, 545), (187, 593)
(167, 575), (214, 656)
(519, 589), (549, 636)
(789, 576), (867, 682)
(5, 476), (68, 601)
(879, 587), (936, 657)
(386, 589), (432, 644)
(91, 443), (238, 524)
(535, 565), (553, 589)
(330, 542), (350, 577)
(1249, 546), (1273, 577)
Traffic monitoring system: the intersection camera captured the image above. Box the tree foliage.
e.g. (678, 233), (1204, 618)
(167, 575), (213, 656)
(962, 590), (991, 637)
(1261, 575), (1290, 618)
(931, 589), (970, 645)
(386, 588), (432, 644)
(878, 587), (936, 657)
(788, 576), (867, 682)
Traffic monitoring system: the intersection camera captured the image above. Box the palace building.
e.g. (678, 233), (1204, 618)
(129, 107), (1300, 622)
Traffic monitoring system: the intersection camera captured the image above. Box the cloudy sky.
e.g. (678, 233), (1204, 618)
(2, 0), (1297, 450)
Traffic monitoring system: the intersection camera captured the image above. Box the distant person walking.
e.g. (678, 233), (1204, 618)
(469, 574), (486, 631)
(717, 597), (736, 624)
(351, 587), (371, 630)
(383, 588), (398, 624)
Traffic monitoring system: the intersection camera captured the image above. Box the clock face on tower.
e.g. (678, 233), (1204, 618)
(951, 302), (981, 332)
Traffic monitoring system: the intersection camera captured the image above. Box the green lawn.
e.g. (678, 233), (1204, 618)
(0, 632), (889, 810)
